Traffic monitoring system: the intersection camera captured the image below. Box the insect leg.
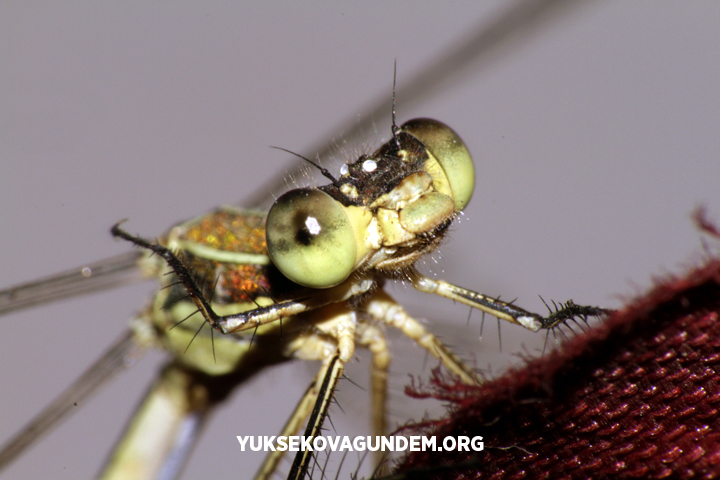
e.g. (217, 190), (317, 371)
(254, 308), (357, 479)
(287, 354), (344, 480)
(112, 223), (375, 335)
(253, 332), (343, 480)
(366, 290), (478, 385)
(284, 308), (357, 480)
(253, 379), (320, 480)
(355, 323), (391, 475)
(411, 274), (610, 330)
(356, 323), (390, 438)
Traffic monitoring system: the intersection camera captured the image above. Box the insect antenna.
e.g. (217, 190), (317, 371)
(270, 146), (338, 186)
(391, 60), (401, 145)
(700, 236), (713, 260)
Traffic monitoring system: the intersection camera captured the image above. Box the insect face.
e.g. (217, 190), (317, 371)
(267, 119), (475, 288)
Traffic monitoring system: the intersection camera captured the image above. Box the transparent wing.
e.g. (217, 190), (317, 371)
(0, 252), (148, 473)
(244, 0), (593, 209)
(0, 331), (146, 471)
(0, 251), (146, 317)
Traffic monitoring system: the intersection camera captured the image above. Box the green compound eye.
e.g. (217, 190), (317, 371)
(400, 119), (475, 211)
(266, 188), (357, 288)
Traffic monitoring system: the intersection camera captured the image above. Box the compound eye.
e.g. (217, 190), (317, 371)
(400, 118), (475, 211)
(266, 188), (357, 288)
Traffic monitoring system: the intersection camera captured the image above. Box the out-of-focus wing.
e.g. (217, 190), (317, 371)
(0, 331), (146, 471)
(0, 251), (146, 317)
(243, 0), (593, 209)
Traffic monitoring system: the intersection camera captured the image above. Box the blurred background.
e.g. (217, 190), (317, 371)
(2, 1), (720, 478)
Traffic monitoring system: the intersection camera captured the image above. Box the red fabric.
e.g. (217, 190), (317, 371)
(395, 214), (720, 479)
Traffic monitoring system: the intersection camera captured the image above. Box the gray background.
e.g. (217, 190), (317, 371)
(2, 2), (720, 479)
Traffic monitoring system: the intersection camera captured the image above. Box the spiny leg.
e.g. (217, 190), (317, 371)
(112, 223), (374, 335)
(366, 290), (478, 385)
(256, 309), (357, 480)
(286, 308), (358, 480)
(254, 366), (328, 480)
(112, 223), (277, 332)
(411, 273), (611, 331)
(287, 354), (345, 480)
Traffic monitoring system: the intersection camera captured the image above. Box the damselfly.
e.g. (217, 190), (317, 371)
(2, 2), (720, 479)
